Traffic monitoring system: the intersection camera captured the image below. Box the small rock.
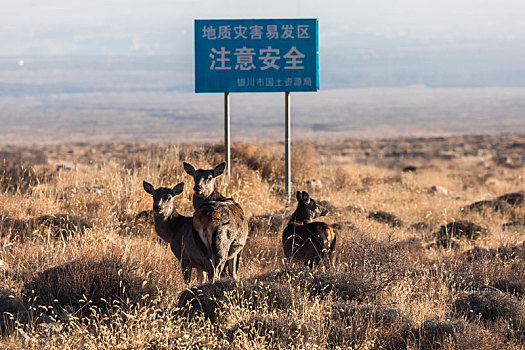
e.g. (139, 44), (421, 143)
(428, 185), (453, 196)
(85, 185), (104, 195)
(367, 211), (403, 227)
(305, 179), (322, 190)
(402, 166), (417, 173)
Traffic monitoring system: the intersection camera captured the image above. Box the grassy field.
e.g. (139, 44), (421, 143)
(0, 134), (524, 349)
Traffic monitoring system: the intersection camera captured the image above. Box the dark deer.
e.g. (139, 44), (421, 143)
(183, 161), (248, 282)
(282, 191), (336, 268)
(143, 181), (213, 284)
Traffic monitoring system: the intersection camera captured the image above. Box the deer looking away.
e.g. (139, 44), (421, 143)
(142, 181), (213, 284)
(183, 161), (248, 282)
(282, 191), (337, 268)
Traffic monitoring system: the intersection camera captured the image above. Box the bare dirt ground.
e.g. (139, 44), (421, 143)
(0, 133), (524, 348)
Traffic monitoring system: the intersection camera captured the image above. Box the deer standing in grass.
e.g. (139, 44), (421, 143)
(283, 191), (337, 268)
(143, 181), (213, 284)
(183, 162), (248, 282)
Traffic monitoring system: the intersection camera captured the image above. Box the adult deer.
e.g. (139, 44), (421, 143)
(143, 181), (213, 284)
(183, 162), (227, 210)
(183, 161), (248, 282)
(282, 191), (336, 268)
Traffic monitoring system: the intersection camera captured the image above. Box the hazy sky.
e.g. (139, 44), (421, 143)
(2, 0), (525, 56)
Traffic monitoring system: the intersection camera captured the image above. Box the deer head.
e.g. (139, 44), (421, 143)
(183, 162), (226, 198)
(292, 190), (328, 223)
(143, 181), (184, 218)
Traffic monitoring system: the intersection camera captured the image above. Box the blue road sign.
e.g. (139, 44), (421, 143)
(195, 18), (319, 93)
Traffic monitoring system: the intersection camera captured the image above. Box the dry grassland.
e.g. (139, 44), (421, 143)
(0, 134), (524, 349)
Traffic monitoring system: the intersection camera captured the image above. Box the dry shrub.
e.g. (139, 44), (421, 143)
(117, 210), (154, 237)
(503, 220), (525, 231)
(251, 266), (314, 288)
(0, 288), (25, 333)
(414, 318), (493, 350)
(291, 141), (318, 183)
(327, 302), (414, 349)
(462, 191), (524, 214)
(228, 316), (311, 348)
(178, 280), (293, 322)
(248, 214), (284, 236)
(434, 220), (488, 248)
(367, 210), (404, 227)
(339, 237), (405, 299)
(332, 166), (358, 190)
(493, 278), (525, 298)
(393, 238), (427, 263)
(309, 271), (368, 302)
(462, 244), (525, 263)
(227, 141), (282, 182)
(0, 162), (54, 194)
(0, 214), (91, 241)
(22, 255), (156, 317)
(453, 288), (525, 326)
(0, 149), (47, 166)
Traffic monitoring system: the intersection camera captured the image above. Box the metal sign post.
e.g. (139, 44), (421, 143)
(224, 92), (231, 176)
(285, 92), (291, 201)
(194, 18), (319, 198)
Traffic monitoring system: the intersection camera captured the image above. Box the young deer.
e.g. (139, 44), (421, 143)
(282, 191), (337, 268)
(183, 161), (248, 282)
(143, 181), (213, 284)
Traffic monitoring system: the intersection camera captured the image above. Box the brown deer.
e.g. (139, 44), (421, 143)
(282, 191), (336, 268)
(143, 181), (213, 284)
(183, 161), (248, 282)
(183, 162), (227, 210)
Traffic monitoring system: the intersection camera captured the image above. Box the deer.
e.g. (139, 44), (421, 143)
(282, 191), (337, 268)
(183, 162), (228, 211)
(183, 161), (248, 282)
(142, 181), (214, 284)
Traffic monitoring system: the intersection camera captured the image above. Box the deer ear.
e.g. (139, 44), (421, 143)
(296, 191), (302, 201)
(183, 162), (196, 176)
(213, 162), (226, 177)
(302, 191), (310, 203)
(172, 182), (184, 196)
(143, 181), (155, 195)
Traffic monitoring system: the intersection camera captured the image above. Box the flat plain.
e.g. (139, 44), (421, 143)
(1, 86), (525, 144)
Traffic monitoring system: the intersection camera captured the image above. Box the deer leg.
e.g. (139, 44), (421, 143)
(196, 268), (206, 285)
(210, 227), (232, 282)
(226, 256), (238, 280)
(182, 266), (192, 285)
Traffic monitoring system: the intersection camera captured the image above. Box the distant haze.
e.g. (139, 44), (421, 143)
(1, 1), (525, 144)
(1, 1), (525, 89)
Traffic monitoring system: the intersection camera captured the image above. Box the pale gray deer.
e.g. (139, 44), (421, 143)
(282, 191), (337, 268)
(183, 161), (248, 282)
(143, 181), (213, 284)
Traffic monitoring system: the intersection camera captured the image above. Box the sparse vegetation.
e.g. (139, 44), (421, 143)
(0, 134), (523, 348)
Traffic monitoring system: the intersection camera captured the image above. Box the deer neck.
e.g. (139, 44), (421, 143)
(289, 205), (311, 225)
(153, 209), (184, 243)
(192, 189), (226, 210)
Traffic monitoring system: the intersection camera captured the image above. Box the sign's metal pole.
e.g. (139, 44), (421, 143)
(285, 91), (291, 202)
(224, 92), (231, 176)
